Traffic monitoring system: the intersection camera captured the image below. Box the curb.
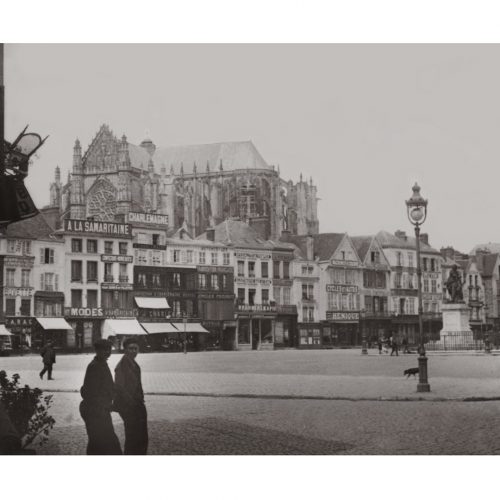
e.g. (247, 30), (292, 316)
(41, 388), (500, 403)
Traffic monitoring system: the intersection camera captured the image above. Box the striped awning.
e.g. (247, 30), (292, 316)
(134, 297), (170, 309)
(171, 322), (209, 334)
(102, 319), (147, 338)
(140, 323), (179, 334)
(36, 317), (73, 330)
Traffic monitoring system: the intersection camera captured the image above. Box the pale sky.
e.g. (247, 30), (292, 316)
(4, 44), (499, 253)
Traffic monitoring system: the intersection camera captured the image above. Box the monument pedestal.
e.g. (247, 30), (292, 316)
(432, 302), (475, 350)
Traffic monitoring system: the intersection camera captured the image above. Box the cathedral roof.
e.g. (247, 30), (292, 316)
(128, 140), (272, 174)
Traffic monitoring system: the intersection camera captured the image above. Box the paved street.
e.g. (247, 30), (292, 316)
(2, 349), (500, 454)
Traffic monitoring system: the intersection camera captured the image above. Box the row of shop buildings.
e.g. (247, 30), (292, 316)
(0, 210), (497, 351)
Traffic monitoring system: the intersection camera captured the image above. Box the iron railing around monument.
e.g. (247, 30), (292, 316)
(425, 331), (484, 351)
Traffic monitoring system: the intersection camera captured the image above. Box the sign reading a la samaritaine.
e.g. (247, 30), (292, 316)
(64, 219), (131, 237)
(128, 212), (169, 226)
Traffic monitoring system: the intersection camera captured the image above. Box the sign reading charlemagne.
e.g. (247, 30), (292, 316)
(64, 219), (131, 237)
(127, 212), (169, 226)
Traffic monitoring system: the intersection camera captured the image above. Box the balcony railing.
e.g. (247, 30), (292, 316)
(119, 275), (129, 283)
(104, 274), (114, 283)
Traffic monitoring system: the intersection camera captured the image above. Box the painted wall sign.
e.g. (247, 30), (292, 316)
(64, 219), (131, 237)
(197, 265), (233, 274)
(128, 212), (169, 225)
(101, 254), (134, 263)
(5, 316), (34, 335)
(234, 251), (272, 260)
(100, 282), (133, 290)
(330, 259), (359, 267)
(64, 307), (140, 318)
(3, 287), (34, 297)
(234, 278), (272, 286)
(326, 284), (359, 293)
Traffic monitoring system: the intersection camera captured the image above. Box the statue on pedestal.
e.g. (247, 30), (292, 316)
(445, 264), (464, 303)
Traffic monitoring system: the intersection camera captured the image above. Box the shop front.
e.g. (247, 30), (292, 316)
(101, 318), (147, 350)
(236, 304), (276, 350)
(322, 311), (361, 347)
(34, 317), (74, 349)
(4, 316), (34, 349)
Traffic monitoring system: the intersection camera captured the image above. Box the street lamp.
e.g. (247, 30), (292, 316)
(406, 183), (430, 392)
(183, 312), (187, 355)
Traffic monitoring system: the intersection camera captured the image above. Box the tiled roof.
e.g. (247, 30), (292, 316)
(470, 243), (500, 256)
(376, 230), (440, 254)
(199, 219), (273, 250)
(128, 140), (272, 174)
(2, 213), (55, 240)
(350, 235), (373, 262)
(312, 233), (345, 261)
(479, 253), (499, 277)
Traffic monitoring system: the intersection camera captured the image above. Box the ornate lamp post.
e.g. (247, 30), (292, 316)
(406, 183), (430, 392)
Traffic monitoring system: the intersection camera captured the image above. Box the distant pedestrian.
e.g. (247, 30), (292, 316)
(402, 336), (409, 354)
(390, 338), (399, 356)
(39, 341), (56, 380)
(114, 337), (148, 455)
(377, 338), (383, 355)
(80, 339), (122, 455)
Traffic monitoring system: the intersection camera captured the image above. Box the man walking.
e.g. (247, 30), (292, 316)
(39, 341), (56, 380)
(80, 339), (122, 455)
(114, 337), (148, 455)
(390, 337), (399, 356)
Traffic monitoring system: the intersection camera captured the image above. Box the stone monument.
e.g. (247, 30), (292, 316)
(436, 265), (474, 349)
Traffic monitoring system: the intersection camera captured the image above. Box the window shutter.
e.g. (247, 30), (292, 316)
(40, 248), (45, 263)
(50, 248), (55, 264)
(40, 273), (44, 290)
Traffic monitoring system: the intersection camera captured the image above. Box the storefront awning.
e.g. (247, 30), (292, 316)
(140, 322), (179, 334)
(36, 317), (73, 330)
(134, 297), (170, 309)
(0, 324), (13, 336)
(102, 319), (147, 339)
(171, 322), (209, 334)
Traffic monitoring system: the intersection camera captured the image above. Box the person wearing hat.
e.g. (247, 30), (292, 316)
(79, 339), (122, 455)
(114, 337), (148, 454)
(39, 341), (56, 380)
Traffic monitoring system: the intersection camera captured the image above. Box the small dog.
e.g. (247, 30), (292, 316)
(404, 367), (419, 378)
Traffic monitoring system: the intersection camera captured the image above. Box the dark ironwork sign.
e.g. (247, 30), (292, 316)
(326, 284), (359, 293)
(326, 311), (360, 321)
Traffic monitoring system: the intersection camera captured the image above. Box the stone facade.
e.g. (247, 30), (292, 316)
(47, 124), (319, 239)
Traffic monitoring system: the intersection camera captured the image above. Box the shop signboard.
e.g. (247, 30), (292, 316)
(326, 284), (358, 293)
(326, 311), (360, 321)
(5, 316), (34, 336)
(128, 212), (169, 226)
(330, 259), (359, 267)
(4, 287), (33, 297)
(64, 219), (131, 237)
(101, 282), (133, 291)
(101, 255), (134, 263)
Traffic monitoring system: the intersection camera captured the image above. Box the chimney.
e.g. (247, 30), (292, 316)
(280, 229), (291, 242)
(394, 230), (406, 240)
(206, 227), (215, 242)
(419, 233), (429, 246)
(440, 246), (455, 261)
